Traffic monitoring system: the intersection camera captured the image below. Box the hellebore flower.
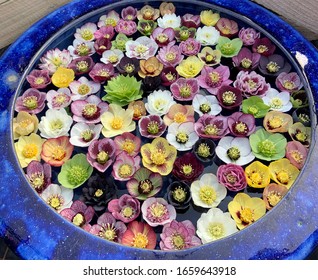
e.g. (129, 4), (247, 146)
(112, 153), (141, 181)
(244, 160), (271, 189)
(285, 140), (308, 170)
(145, 89), (176, 116)
(161, 67), (179, 86)
(179, 38), (201, 56)
(114, 132), (141, 157)
(126, 36), (158, 60)
(13, 111), (39, 140)
(68, 39), (95, 58)
(217, 85), (243, 110)
(89, 62), (115, 83)
(137, 5), (160, 20)
(159, 2), (176, 16)
(157, 42), (183, 67)
(193, 138), (216, 164)
(216, 18), (239, 38)
(182, 13), (201, 28)
(101, 49), (124, 67)
(137, 20), (157, 36)
(163, 104), (195, 126)
(263, 183), (288, 210)
(26, 69), (51, 89)
(232, 47), (261, 72)
(74, 22), (97, 41)
(108, 194), (140, 223)
(68, 56), (95, 75)
(196, 26), (220, 46)
(69, 122), (102, 148)
(46, 88), (72, 110)
(192, 93), (222, 117)
(117, 57), (140, 76)
(263, 111), (293, 133)
(151, 27), (175, 47)
(200, 10), (220, 26)
(94, 38), (112, 55)
(138, 57), (164, 78)
(157, 13), (181, 29)
(216, 36), (243, 58)
(98, 10), (120, 28)
(241, 96), (270, 118)
(51, 67), (75, 88)
(121, 6), (138, 21)
(138, 114), (167, 139)
(170, 78), (199, 101)
(194, 114), (229, 140)
(166, 181), (192, 211)
(217, 163), (247, 192)
(15, 88), (46, 114)
(288, 122), (311, 147)
(39, 48), (72, 74)
(227, 112), (256, 137)
(198, 47), (222, 66)
(238, 27), (260, 46)
(174, 26), (196, 42)
(69, 76), (100, 101)
(115, 19), (137, 36)
(252, 37), (276, 57)
(275, 72), (303, 93)
(176, 56), (204, 78)
(25, 160), (51, 193)
(258, 54), (291, 76)
(111, 33), (131, 52)
(262, 88), (292, 112)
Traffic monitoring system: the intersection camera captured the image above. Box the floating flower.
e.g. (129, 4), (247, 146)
(69, 76), (100, 101)
(166, 122), (198, 151)
(15, 133), (45, 168)
(233, 70), (270, 97)
(263, 183), (288, 210)
(98, 10), (120, 27)
(157, 42), (183, 67)
(193, 138), (216, 164)
(217, 163), (247, 192)
(100, 49), (124, 67)
(228, 192), (266, 229)
(46, 88), (72, 109)
(197, 47), (222, 66)
(121, 221), (157, 249)
(194, 114), (229, 140)
(197, 65), (232, 95)
(288, 122), (311, 147)
(115, 19), (137, 36)
(15, 88), (46, 114)
(39, 48), (72, 74)
(252, 37), (276, 57)
(249, 128), (287, 161)
(238, 27), (260, 46)
(41, 136), (74, 167)
(192, 93), (222, 116)
(140, 137), (177, 176)
(143, 76), (162, 92)
(69, 122), (102, 147)
(216, 36), (243, 58)
(292, 107), (311, 126)
(262, 88), (292, 112)
(176, 56), (204, 78)
(241, 96), (270, 118)
(137, 19), (157, 36)
(127, 167), (163, 200)
(103, 74), (143, 106)
(244, 161), (271, 188)
(258, 54), (291, 76)
(94, 38), (112, 55)
(114, 132), (141, 157)
(215, 136), (255, 166)
(163, 104), (195, 126)
(126, 36), (158, 60)
(290, 90), (308, 109)
(227, 111), (256, 137)
(40, 184), (73, 213)
(145, 89), (176, 116)
(58, 153), (93, 189)
(74, 22), (97, 41)
(108, 194), (140, 223)
(13, 111), (39, 140)
(38, 108), (73, 139)
(174, 26), (196, 42)
(88, 62), (115, 83)
(159, 2), (176, 16)
(160, 220), (201, 250)
(139, 57), (164, 78)
(166, 181), (192, 211)
(196, 208), (238, 243)
(217, 85), (243, 110)
(138, 114), (167, 138)
(60, 200), (95, 231)
(179, 38), (201, 56)
(94, 25), (115, 41)
(90, 212), (127, 243)
(25, 160), (51, 193)
(161, 66), (179, 86)
(191, 173), (227, 208)
(51, 67), (75, 88)
(269, 158), (300, 189)
(182, 13), (200, 28)
(142, 197), (176, 227)
(128, 100), (147, 120)
(172, 152), (204, 182)
(26, 69), (51, 89)
(151, 27), (175, 47)
(111, 33), (132, 52)
(100, 103), (135, 138)
(285, 141), (308, 170)
(275, 72), (303, 93)
(232, 47), (261, 72)
(157, 13), (181, 29)
(121, 6), (138, 20)
(137, 5), (160, 20)
(112, 153), (141, 181)
(68, 39), (95, 58)
(196, 26), (220, 46)
(117, 56), (140, 76)
(263, 111), (293, 133)
(216, 18), (239, 37)
(87, 138), (116, 173)
(200, 10), (220, 26)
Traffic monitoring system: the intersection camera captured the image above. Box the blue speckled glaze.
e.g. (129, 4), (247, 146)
(1, 0), (318, 260)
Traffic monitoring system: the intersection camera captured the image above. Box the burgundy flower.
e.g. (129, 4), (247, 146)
(172, 152), (204, 182)
(121, 6), (138, 21)
(87, 138), (116, 172)
(217, 85), (243, 110)
(161, 67), (179, 86)
(25, 160), (51, 193)
(275, 72), (303, 93)
(138, 114), (167, 138)
(227, 111), (256, 137)
(285, 140), (308, 170)
(166, 181), (192, 211)
(71, 95), (108, 123)
(157, 41), (184, 67)
(108, 194), (140, 223)
(94, 38), (112, 55)
(151, 27), (175, 47)
(143, 76), (162, 92)
(258, 54), (291, 76)
(238, 27), (260, 46)
(252, 37), (276, 57)
(194, 114), (229, 140)
(181, 13), (201, 28)
(26, 69), (51, 89)
(170, 77), (199, 101)
(89, 62), (115, 83)
(117, 56), (140, 76)
(115, 19), (137, 36)
(216, 163), (247, 192)
(60, 200), (95, 231)
(68, 56), (95, 75)
(15, 88), (46, 114)
(232, 47), (261, 72)
(94, 26), (115, 40)
(216, 18), (239, 38)
(179, 38), (201, 56)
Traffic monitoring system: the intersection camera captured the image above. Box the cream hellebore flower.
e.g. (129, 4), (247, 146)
(145, 90), (176, 116)
(196, 26), (220, 46)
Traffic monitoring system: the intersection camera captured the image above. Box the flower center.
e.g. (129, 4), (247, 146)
(176, 132), (189, 143)
(290, 150), (303, 164)
(136, 44), (148, 54)
(118, 164), (133, 178)
(101, 224), (117, 241)
(51, 146), (66, 161)
(299, 113), (310, 123)
(22, 143), (38, 158)
(247, 79), (257, 89)
(222, 91), (237, 105)
(78, 84), (90, 95)
(165, 52), (176, 61)
(199, 103), (211, 114)
(105, 18), (117, 27)
(34, 77), (45, 85)
(108, 54), (119, 64)
(147, 121), (160, 134)
(295, 131), (308, 143)
(80, 129), (94, 142)
(82, 104), (100, 120)
(94, 189), (104, 198)
(182, 164), (193, 176)
(250, 171), (263, 185)
(165, 72), (176, 81)
(18, 119), (33, 129)
(111, 117), (123, 130)
(132, 232), (148, 248)
(122, 139), (136, 155)
(204, 124), (219, 136)
(28, 172), (45, 191)
(226, 173), (237, 184)
(238, 208), (254, 224)
(180, 30), (190, 41)
(276, 170), (290, 185)
(171, 234), (186, 250)
(172, 186), (187, 203)
(98, 69), (110, 77)
(67, 165), (88, 186)
(156, 33), (168, 43)
(122, 206), (134, 218)
(241, 58), (252, 69)
(270, 97), (283, 109)
(220, 43), (235, 55)
(149, 202), (167, 218)
(283, 80), (295, 90)
(180, 85), (192, 98)
(96, 151), (109, 164)
(54, 93), (68, 106)
(138, 179), (154, 195)
(76, 61), (89, 72)
(173, 112), (187, 123)
(209, 72), (220, 84)
(81, 29), (94, 41)
(205, 54), (216, 63)
(267, 191), (282, 207)
(124, 63), (135, 74)
(258, 139), (276, 157)
(233, 121), (248, 135)
(268, 116), (283, 129)
(23, 96), (38, 110)
(199, 186), (216, 205)
(48, 195), (63, 210)
(256, 45), (268, 53)
(227, 146), (241, 161)
(208, 222), (225, 239)
(72, 213), (85, 227)
(247, 105), (259, 116)
(76, 43), (89, 56)
(197, 143), (211, 158)
(151, 150), (166, 165)
(154, 98), (167, 109)
(266, 61), (280, 73)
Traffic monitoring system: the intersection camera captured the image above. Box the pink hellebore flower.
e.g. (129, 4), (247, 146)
(15, 88), (46, 114)
(232, 47), (261, 72)
(157, 42), (184, 67)
(115, 19), (137, 36)
(26, 69), (51, 89)
(194, 114), (229, 140)
(179, 38), (201, 56)
(227, 112), (256, 137)
(112, 153), (141, 181)
(170, 78), (199, 101)
(275, 72), (303, 93)
(181, 14), (201, 28)
(93, 26), (115, 41)
(121, 6), (138, 21)
(238, 27), (260, 46)
(89, 62), (115, 83)
(151, 27), (176, 47)
(26, 160), (51, 193)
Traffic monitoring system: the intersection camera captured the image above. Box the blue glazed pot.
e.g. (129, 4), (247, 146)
(1, 0), (318, 260)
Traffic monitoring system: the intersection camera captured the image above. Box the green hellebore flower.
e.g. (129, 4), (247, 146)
(242, 96), (270, 118)
(216, 36), (243, 58)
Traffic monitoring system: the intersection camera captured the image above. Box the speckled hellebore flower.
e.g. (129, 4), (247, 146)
(252, 37), (276, 57)
(192, 93), (222, 117)
(232, 47), (261, 72)
(285, 140), (308, 170)
(228, 192), (266, 229)
(15, 88), (46, 114)
(198, 47), (222, 66)
(163, 104), (195, 126)
(170, 78), (199, 101)
(258, 54), (291, 76)
(238, 27), (260, 46)
(138, 114), (167, 139)
(227, 112), (256, 137)
(275, 72), (303, 93)
(288, 122), (311, 147)
(263, 111), (293, 133)
(26, 69), (51, 89)
(241, 96), (270, 118)
(51, 67), (75, 88)
(108, 194), (140, 223)
(176, 56), (204, 78)
(25, 160), (51, 193)
(263, 183), (288, 210)
(69, 122), (102, 148)
(249, 128), (287, 161)
(269, 158), (300, 189)
(140, 137), (177, 176)
(58, 153), (93, 189)
(216, 18), (239, 37)
(216, 36), (243, 58)
(244, 161), (271, 189)
(194, 114), (229, 140)
(13, 111), (39, 140)
(112, 153), (141, 181)
(217, 163), (247, 192)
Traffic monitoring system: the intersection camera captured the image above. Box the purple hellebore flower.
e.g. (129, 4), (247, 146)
(89, 62), (115, 83)
(121, 6), (138, 21)
(15, 88), (46, 114)
(232, 47), (261, 72)
(258, 54), (292, 76)
(170, 77), (199, 101)
(115, 19), (137, 36)
(275, 72), (303, 93)
(68, 56), (95, 75)
(157, 41), (184, 67)
(94, 38), (112, 55)
(94, 26), (115, 41)
(26, 160), (51, 193)
(112, 153), (141, 181)
(181, 14), (201, 28)
(216, 85), (243, 110)
(179, 38), (201, 56)
(216, 163), (247, 192)
(159, 220), (201, 250)
(216, 18), (239, 38)
(108, 194), (140, 223)
(161, 67), (179, 86)
(90, 212), (127, 243)
(227, 111), (256, 137)
(252, 37), (276, 57)
(71, 95), (109, 124)
(194, 114), (229, 140)
(117, 56), (140, 76)
(197, 65), (232, 95)
(87, 138), (116, 173)
(238, 27), (260, 46)
(138, 114), (167, 138)
(26, 69), (51, 89)
(151, 27), (176, 47)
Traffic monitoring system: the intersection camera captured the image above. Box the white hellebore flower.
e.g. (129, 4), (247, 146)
(100, 49), (124, 67)
(67, 38), (96, 58)
(262, 88), (292, 112)
(40, 184), (73, 213)
(190, 173), (227, 208)
(166, 122), (199, 151)
(69, 76), (101, 101)
(145, 90), (176, 116)
(126, 36), (158, 60)
(74, 22), (98, 41)
(157, 14), (181, 29)
(38, 108), (73, 139)
(192, 93), (222, 116)
(196, 26), (220, 46)
(196, 208), (238, 243)
(215, 136), (255, 165)
(70, 122), (103, 147)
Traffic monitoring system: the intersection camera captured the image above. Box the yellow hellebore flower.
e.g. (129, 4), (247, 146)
(200, 10), (220, 26)
(245, 161), (271, 188)
(176, 56), (204, 79)
(101, 103), (136, 138)
(14, 133), (45, 168)
(51, 67), (75, 88)
(228, 192), (266, 230)
(13, 111), (39, 140)
(268, 158), (299, 189)
(141, 137), (177, 176)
